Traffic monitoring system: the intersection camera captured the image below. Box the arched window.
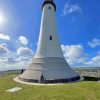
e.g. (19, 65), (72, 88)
(50, 36), (52, 40)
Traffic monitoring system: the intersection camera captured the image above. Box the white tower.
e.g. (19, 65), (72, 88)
(18, 0), (81, 83)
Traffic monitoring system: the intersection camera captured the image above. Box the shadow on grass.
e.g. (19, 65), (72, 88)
(83, 76), (100, 81)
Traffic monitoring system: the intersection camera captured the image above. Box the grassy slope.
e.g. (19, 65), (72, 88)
(0, 74), (100, 100)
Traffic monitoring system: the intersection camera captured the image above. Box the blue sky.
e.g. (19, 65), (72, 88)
(0, 0), (100, 70)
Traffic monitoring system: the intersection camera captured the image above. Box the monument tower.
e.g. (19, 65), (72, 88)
(18, 0), (81, 83)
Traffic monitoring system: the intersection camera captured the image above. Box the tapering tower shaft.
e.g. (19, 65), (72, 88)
(35, 0), (63, 58)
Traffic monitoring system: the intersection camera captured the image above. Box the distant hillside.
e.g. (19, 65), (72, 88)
(74, 67), (100, 70)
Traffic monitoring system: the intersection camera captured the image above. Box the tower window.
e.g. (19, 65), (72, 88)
(50, 36), (52, 40)
(49, 7), (51, 10)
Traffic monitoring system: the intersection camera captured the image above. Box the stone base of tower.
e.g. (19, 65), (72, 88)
(17, 57), (82, 84)
(18, 75), (81, 84)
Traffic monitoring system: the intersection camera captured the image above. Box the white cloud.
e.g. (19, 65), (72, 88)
(0, 33), (10, 41)
(4, 57), (17, 64)
(15, 56), (32, 62)
(17, 47), (33, 57)
(0, 55), (32, 71)
(0, 60), (28, 71)
(4, 56), (32, 65)
(85, 54), (100, 67)
(88, 38), (100, 48)
(0, 44), (9, 56)
(0, 38), (33, 70)
(62, 3), (82, 16)
(61, 45), (87, 59)
(0, 44), (34, 71)
(18, 36), (28, 46)
(61, 45), (87, 66)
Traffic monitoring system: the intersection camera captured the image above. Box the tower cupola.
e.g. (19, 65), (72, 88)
(42, 0), (56, 11)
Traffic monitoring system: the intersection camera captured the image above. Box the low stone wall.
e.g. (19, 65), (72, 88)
(0, 70), (22, 76)
(0, 69), (100, 78)
(75, 69), (100, 78)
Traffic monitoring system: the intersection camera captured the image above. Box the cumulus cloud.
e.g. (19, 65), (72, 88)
(62, 3), (82, 16)
(0, 59), (28, 71)
(85, 54), (100, 67)
(4, 56), (32, 65)
(18, 36), (28, 45)
(0, 55), (32, 71)
(4, 57), (17, 64)
(0, 44), (9, 56)
(61, 45), (87, 58)
(61, 45), (87, 66)
(0, 33), (10, 41)
(16, 56), (32, 62)
(88, 38), (100, 48)
(17, 47), (33, 57)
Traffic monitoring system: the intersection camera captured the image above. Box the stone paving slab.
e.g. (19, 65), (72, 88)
(6, 87), (22, 93)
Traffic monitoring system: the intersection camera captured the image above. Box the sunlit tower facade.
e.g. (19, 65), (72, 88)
(18, 0), (81, 84)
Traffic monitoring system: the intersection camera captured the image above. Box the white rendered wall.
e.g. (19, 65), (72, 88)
(35, 4), (64, 58)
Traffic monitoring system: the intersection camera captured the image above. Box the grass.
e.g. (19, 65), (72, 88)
(0, 74), (100, 100)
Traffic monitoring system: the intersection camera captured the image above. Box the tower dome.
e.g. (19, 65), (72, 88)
(42, 0), (56, 11)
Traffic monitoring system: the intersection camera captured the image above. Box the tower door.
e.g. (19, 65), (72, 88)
(41, 75), (45, 83)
